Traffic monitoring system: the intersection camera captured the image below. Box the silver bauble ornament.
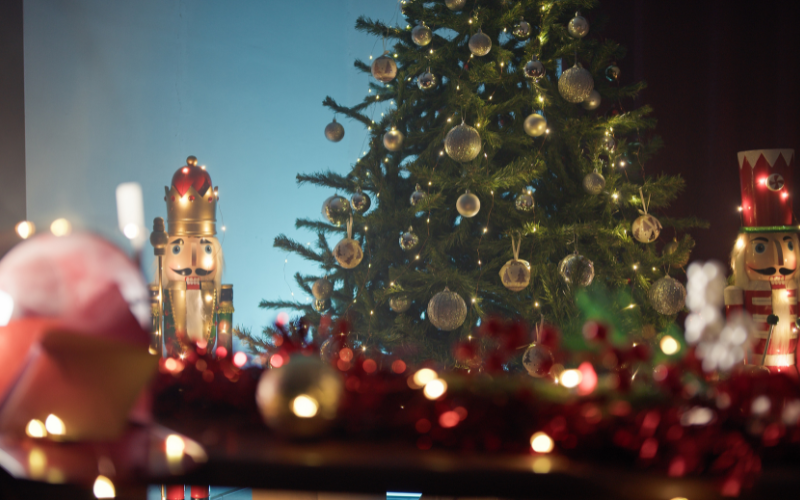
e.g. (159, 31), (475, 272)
(515, 190), (534, 211)
(324, 118), (344, 142)
(605, 64), (621, 82)
(523, 113), (547, 137)
(512, 18), (532, 39)
(399, 226), (420, 251)
(522, 343), (554, 377)
(582, 90), (601, 110)
(456, 190), (480, 218)
(558, 253), (595, 287)
(445, 0), (466, 11)
(312, 278), (333, 300)
(427, 287), (467, 331)
(648, 276), (686, 315)
(417, 71), (437, 91)
(499, 259), (531, 292)
(468, 30), (492, 57)
(389, 295), (411, 313)
(371, 54), (397, 83)
(568, 13), (590, 39)
(632, 214), (662, 243)
(321, 194), (351, 226)
(664, 239), (689, 267)
(524, 57), (545, 80)
(350, 188), (371, 213)
(444, 123), (481, 162)
(583, 171), (606, 195)
(256, 356), (343, 438)
(320, 336), (340, 363)
(383, 128), (405, 152)
(411, 23), (432, 46)
(410, 183), (426, 206)
(334, 237), (363, 269)
(601, 135), (616, 152)
(558, 63), (594, 103)
(313, 298), (330, 313)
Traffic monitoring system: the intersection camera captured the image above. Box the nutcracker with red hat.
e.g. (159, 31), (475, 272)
(725, 149), (798, 374)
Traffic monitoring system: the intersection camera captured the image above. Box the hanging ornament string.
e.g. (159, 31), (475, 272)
(638, 187), (651, 217)
(511, 232), (522, 261)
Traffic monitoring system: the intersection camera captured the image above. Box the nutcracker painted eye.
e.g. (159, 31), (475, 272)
(171, 245), (182, 255)
(754, 242), (766, 254)
(788, 241), (795, 252)
(204, 244), (213, 255)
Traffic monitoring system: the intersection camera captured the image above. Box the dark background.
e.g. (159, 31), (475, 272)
(1, 0), (800, 262)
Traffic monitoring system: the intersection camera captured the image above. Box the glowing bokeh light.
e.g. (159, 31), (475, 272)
(233, 351), (247, 367)
(165, 434), (185, 460)
(45, 414), (65, 436)
(423, 379), (447, 400)
(530, 432), (554, 453)
(291, 394), (319, 418)
(413, 368), (438, 387)
(50, 218), (72, 237)
(560, 369), (582, 388)
(26, 419), (47, 438)
(660, 335), (680, 355)
(93, 475), (116, 498)
(15, 221), (35, 239)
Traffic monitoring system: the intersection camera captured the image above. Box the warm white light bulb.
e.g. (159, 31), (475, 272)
(292, 395), (319, 418)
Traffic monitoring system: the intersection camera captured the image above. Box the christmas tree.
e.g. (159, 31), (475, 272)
(244, 0), (703, 368)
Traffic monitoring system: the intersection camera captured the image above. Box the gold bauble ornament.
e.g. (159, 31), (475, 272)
(256, 356), (344, 438)
(512, 18), (532, 39)
(524, 57), (545, 80)
(411, 23), (432, 46)
(648, 276), (686, 315)
(350, 188), (371, 213)
(445, 0), (466, 11)
(558, 63), (594, 103)
(583, 171), (606, 195)
(468, 30), (492, 57)
(568, 13), (590, 39)
(389, 294), (411, 313)
(515, 190), (534, 212)
(313, 298), (330, 313)
(324, 118), (344, 142)
(444, 123), (481, 162)
(371, 53), (397, 83)
(410, 184), (426, 206)
(312, 278), (333, 300)
(427, 287), (467, 331)
(456, 190), (480, 218)
(522, 343), (554, 377)
(500, 259), (531, 292)
(582, 90), (601, 110)
(523, 113), (547, 137)
(399, 226), (420, 251)
(334, 238), (363, 269)
(632, 214), (662, 243)
(321, 194), (351, 226)
(602, 135), (616, 152)
(383, 128), (404, 152)
(417, 71), (437, 91)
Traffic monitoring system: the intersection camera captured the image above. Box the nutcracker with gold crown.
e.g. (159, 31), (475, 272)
(726, 149), (798, 374)
(151, 156), (234, 360)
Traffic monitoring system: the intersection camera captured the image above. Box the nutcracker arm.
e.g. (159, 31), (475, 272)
(724, 285), (743, 318)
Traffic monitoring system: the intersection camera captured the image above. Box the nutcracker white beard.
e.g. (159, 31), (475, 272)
(731, 233), (800, 364)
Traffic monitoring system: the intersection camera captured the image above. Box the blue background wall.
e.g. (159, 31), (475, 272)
(23, 0), (400, 343)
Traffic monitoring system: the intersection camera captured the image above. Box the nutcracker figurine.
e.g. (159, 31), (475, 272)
(725, 149), (798, 374)
(152, 156), (234, 500)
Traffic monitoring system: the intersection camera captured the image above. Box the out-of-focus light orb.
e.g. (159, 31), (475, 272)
(530, 431), (554, 453)
(44, 414), (65, 436)
(291, 394), (319, 418)
(50, 218), (72, 237)
(93, 475), (115, 498)
(15, 221), (35, 239)
(165, 434), (185, 460)
(413, 368), (438, 387)
(660, 335), (680, 355)
(26, 419), (47, 438)
(423, 379), (447, 399)
(560, 369), (582, 388)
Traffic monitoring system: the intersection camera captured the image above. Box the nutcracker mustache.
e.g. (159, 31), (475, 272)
(748, 266), (795, 276)
(171, 267), (215, 276)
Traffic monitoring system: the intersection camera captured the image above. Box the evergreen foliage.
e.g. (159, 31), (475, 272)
(242, 0), (705, 367)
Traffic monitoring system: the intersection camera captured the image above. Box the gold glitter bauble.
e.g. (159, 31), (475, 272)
(256, 356), (343, 438)
(411, 23), (432, 46)
(558, 253), (594, 287)
(583, 171), (606, 195)
(371, 55), (397, 83)
(558, 63), (594, 103)
(334, 237), (363, 269)
(445, 0), (466, 11)
(427, 287), (467, 331)
(582, 90), (601, 110)
(324, 118), (344, 142)
(648, 276), (686, 315)
(399, 226), (420, 251)
(313, 298), (330, 313)
(522, 343), (554, 377)
(568, 14), (589, 38)
(389, 295), (411, 313)
(321, 194), (351, 226)
(468, 30), (492, 57)
(512, 18), (532, 39)
(632, 214), (662, 243)
(444, 124), (481, 162)
(312, 278), (332, 300)
(383, 129), (404, 152)
(499, 259), (531, 292)
(523, 113), (547, 137)
(456, 190), (480, 218)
